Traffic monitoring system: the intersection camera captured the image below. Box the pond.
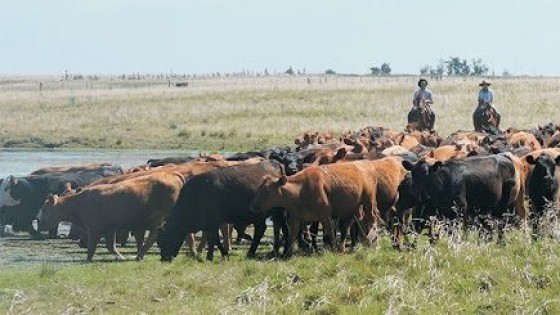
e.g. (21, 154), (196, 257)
(0, 149), (199, 178)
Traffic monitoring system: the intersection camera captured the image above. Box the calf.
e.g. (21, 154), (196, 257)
(37, 171), (185, 261)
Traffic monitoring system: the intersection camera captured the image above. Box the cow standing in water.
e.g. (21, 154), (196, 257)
(37, 171), (185, 261)
(0, 165), (124, 238)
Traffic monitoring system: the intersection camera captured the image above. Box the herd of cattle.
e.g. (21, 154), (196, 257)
(1, 122), (560, 262)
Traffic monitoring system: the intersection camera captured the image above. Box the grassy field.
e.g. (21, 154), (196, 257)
(1, 75), (560, 314)
(2, 229), (560, 314)
(0, 75), (559, 151)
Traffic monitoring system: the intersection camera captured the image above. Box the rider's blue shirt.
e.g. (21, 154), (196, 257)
(478, 89), (494, 104)
(412, 88), (433, 105)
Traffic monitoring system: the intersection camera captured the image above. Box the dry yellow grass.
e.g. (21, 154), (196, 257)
(0, 75), (558, 150)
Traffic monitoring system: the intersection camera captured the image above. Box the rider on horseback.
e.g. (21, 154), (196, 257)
(477, 80), (501, 126)
(409, 78), (436, 130)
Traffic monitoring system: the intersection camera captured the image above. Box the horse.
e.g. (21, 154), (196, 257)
(473, 101), (501, 134)
(407, 99), (435, 132)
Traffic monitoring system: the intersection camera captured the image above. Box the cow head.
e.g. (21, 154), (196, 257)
(36, 194), (62, 231)
(157, 227), (185, 262)
(250, 175), (287, 214)
(0, 176), (22, 208)
(402, 159), (443, 199)
(526, 154), (560, 199)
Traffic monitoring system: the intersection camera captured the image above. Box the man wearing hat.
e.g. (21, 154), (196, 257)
(478, 80), (494, 105)
(476, 80), (501, 129)
(409, 78), (435, 130)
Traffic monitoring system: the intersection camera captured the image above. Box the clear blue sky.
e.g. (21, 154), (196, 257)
(2, 0), (560, 75)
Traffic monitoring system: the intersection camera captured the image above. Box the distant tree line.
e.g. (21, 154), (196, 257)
(420, 57), (490, 79)
(370, 63), (392, 76)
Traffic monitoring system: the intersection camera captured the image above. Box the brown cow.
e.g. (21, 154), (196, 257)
(37, 171), (185, 262)
(73, 161), (243, 253)
(250, 157), (407, 256)
(507, 131), (542, 151)
(501, 152), (529, 231)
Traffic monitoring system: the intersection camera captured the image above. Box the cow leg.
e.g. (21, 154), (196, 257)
(297, 224), (310, 252)
(117, 229), (130, 247)
(391, 207), (405, 251)
(48, 225), (59, 239)
(206, 228), (228, 261)
(309, 222), (320, 253)
(86, 230), (101, 262)
(184, 233), (197, 257)
(104, 231), (126, 261)
(28, 222), (44, 240)
(283, 217), (301, 259)
(247, 221), (266, 259)
(321, 217), (336, 252)
(338, 217), (353, 253)
(531, 200), (546, 240)
(205, 230), (216, 261)
(220, 224), (232, 252)
(197, 231), (209, 254)
(131, 229), (145, 253)
(136, 229), (159, 261)
(270, 212), (287, 258)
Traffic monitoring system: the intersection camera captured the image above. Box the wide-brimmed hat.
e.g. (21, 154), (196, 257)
(479, 80), (492, 86)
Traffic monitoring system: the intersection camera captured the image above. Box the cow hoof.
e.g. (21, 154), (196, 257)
(135, 256), (143, 261)
(266, 251), (278, 260)
(116, 255), (127, 261)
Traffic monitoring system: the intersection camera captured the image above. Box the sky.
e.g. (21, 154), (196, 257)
(2, 0), (560, 76)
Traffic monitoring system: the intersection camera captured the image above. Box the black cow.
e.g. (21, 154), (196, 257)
(525, 152), (560, 238)
(157, 161), (284, 261)
(147, 157), (197, 168)
(0, 165), (123, 238)
(402, 155), (517, 243)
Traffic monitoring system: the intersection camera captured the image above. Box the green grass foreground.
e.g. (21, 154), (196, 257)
(0, 75), (558, 151)
(2, 232), (560, 314)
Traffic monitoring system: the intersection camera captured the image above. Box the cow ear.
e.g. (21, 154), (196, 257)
(525, 155), (536, 165)
(276, 176), (288, 186)
(467, 149), (479, 157)
(343, 138), (354, 146)
(334, 148), (347, 161)
(402, 160), (415, 171)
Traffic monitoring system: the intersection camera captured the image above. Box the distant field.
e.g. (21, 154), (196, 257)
(1, 75), (558, 151)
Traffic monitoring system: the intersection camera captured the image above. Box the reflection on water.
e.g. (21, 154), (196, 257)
(0, 149), (198, 178)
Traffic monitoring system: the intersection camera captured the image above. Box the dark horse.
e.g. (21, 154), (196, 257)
(473, 101), (501, 134)
(407, 99), (435, 131)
